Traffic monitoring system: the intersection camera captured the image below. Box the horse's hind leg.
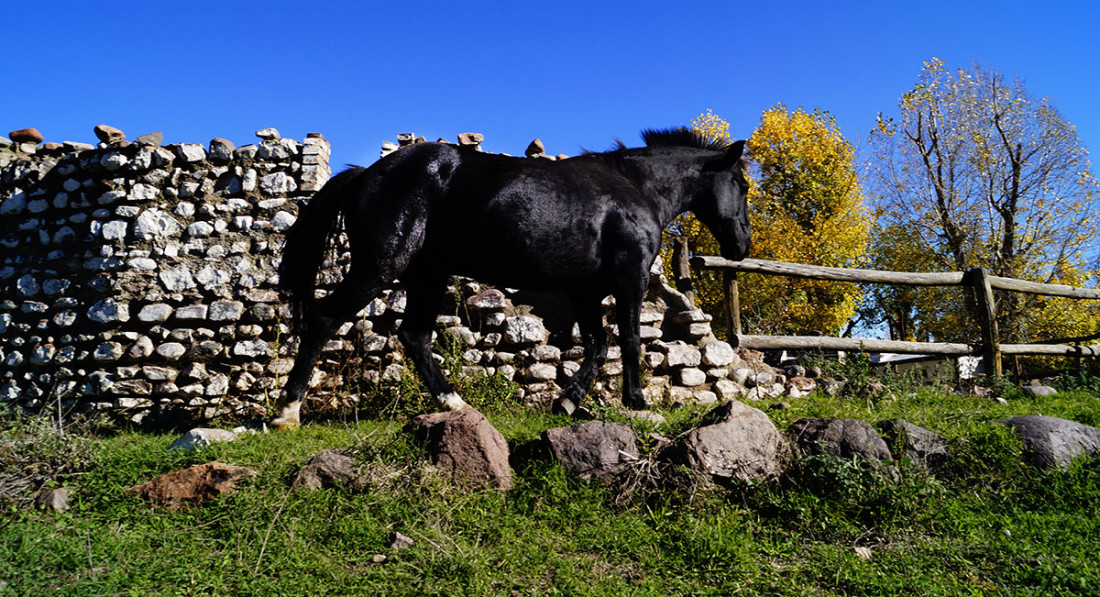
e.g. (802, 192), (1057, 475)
(553, 293), (607, 417)
(615, 271), (651, 411)
(272, 267), (383, 429)
(397, 272), (469, 411)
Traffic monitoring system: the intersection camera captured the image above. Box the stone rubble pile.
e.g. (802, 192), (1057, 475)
(2, 126), (812, 426)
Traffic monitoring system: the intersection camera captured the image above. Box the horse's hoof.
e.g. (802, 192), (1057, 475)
(622, 396), (651, 411)
(571, 406), (597, 421)
(551, 397), (577, 417)
(269, 416), (300, 431)
(439, 392), (470, 411)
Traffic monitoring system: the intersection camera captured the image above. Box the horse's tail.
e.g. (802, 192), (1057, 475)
(278, 167), (364, 330)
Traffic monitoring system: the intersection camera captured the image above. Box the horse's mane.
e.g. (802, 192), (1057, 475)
(585, 127), (731, 155)
(640, 128), (732, 152)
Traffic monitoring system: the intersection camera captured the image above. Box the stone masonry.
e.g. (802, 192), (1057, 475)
(1, 128), (798, 426)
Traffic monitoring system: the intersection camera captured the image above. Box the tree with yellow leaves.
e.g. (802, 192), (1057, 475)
(867, 58), (1100, 344)
(661, 107), (871, 336)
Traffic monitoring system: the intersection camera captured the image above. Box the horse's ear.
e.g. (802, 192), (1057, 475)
(703, 139), (747, 172)
(728, 140), (746, 163)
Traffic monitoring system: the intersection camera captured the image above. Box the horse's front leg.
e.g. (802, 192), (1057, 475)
(398, 274), (469, 411)
(615, 274), (650, 411)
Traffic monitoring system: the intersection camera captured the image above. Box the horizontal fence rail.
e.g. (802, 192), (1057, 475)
(690, 256), (1100, 376)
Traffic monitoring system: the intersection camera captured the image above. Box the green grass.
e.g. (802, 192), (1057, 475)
(2, 384), (1099, 596)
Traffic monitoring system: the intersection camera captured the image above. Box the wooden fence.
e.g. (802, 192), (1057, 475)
(689, 256), (1100, 377)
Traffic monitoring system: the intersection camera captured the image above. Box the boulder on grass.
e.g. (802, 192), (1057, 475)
(787, 418), (892, 462)
(292, 448), (368, 492)
(124, 462), (255, 510)
(543, 421), (640, 482)
(999, 415), (1100, 468)
(408, 409), (513, 490)
(878, 419), (948, 468)
(663, 400), (787, 483)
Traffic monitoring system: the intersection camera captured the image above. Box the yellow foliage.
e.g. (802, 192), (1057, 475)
(660, 107), (871, 336)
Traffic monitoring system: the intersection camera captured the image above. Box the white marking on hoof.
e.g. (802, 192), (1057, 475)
(440, 392), (470, 411)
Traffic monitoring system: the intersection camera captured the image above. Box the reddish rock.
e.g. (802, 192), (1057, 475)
(9, 128), (43, 143)
(125, 461), (256, 510)
(457, 132), (484, 146)
(94, 124), (125, 143)
(408, 409), (512, 490)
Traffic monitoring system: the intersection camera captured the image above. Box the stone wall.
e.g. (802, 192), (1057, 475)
(1, 128), (801, 427)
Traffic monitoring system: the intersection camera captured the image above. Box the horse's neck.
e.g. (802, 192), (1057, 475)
(609, 152), (699, 225)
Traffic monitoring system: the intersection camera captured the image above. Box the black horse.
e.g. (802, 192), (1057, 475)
(271, 129), (751, 429)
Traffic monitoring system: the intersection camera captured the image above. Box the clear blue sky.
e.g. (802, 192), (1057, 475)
(4, 1), (1098, 173)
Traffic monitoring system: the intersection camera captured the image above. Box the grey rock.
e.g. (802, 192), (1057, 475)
(663, 400), (787, 483)
(135, 132), (163, 146)
(787, 418), (893, 461)
(999, 415), (1100, 468)
(291, 449), (367, 491)
(232, 340), (271, 358)
(663, 341), (702, 368)
(543, 421), (640, 482)
(271, 210), (296, 231)
(35, 487), (72, 511)
(156, 342), (187, 360)
(1022, 385), (1058, 397)
(168, 428), (239, 451)
(255, 127), (280, 140)
(878, 419), (948, 467)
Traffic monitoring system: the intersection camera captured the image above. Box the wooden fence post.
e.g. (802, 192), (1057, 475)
(724, 271), (742, 341)
(966, 267), (1003, 377)
(672, 237), (694, 303)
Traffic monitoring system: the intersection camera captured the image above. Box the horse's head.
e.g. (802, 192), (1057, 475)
(691, 140), (751, 260)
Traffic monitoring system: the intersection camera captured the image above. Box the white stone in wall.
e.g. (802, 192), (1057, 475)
(504, 316), (547, 345)
(138, 303), (174, 322)
(175, 305), (208, 320)
(663, 341), (702, 368)
(233, 340), (271, 358)
(176, 143), (206, 162)
(87, 299), (130, 324)
(175, 202), (196, 217)
(115, 205), (140, 218)
(101, 220), (128, 240)
(16, 275), (40, 297)
(159, 266), (196, 291)
(93, 342), (125, 361)
(0, 267), (13, 280)
(96, 190), (126, 205)
(271, 211), (296, 231)
(0, 191), (27, 215)
(53, 310), (77, 327)
(260, 172), (297, 194)
(209, 300), (245, 321)
(134, 208), (183, 239)
(3, 351), (23, 367)
(700, 341), (735, 367)
(242, 169), (257, 192)
(131, 183), (158, 200)
(187, 221), (215, 238)
(677, 368), (707, 387)
(156, 342), (187, 360)
(128, 336), (155, 359)
(28, 199), (49, 213)
(100, 153), (129, 170)
(196, 266), (230, 289)
(0, 313), (10, 334)
(128, 257), (158, 271)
